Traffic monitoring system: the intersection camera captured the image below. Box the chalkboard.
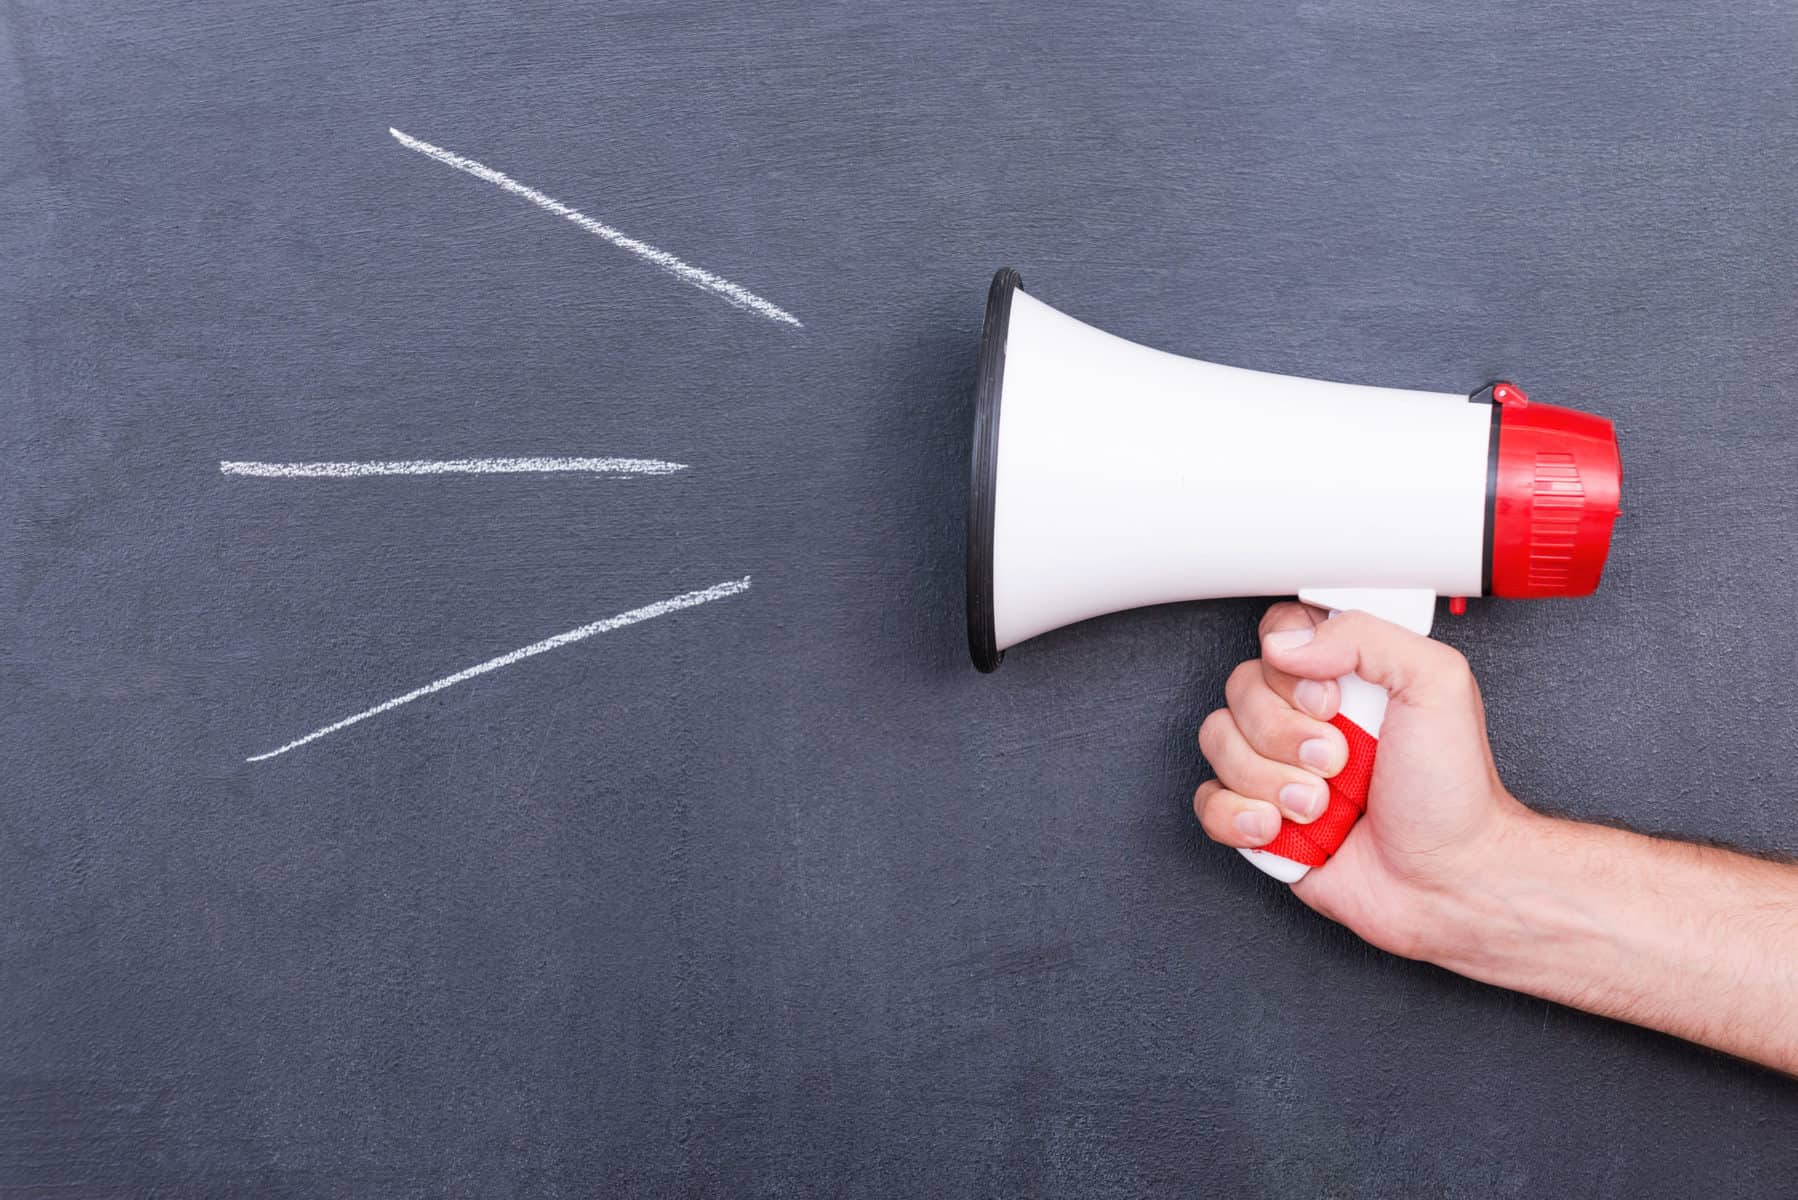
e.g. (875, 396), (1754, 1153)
(3, 1), (1794, 1195)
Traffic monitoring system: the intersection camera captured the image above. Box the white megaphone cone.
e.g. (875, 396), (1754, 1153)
(966, 269), (1621, 882)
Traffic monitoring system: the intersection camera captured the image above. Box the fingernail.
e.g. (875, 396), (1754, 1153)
(1293, 679), (1330, 718)
(1280, 781), (1326, 820)
(1234, 807), (1279, 843)
(1299, 738), (1335, 772)
(1265, 627), (1315, 652)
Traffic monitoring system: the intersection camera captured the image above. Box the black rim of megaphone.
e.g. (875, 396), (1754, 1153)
(967, 267), (1020, 672)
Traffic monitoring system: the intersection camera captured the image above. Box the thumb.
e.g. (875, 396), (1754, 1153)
(1260, 609), (1472, 707)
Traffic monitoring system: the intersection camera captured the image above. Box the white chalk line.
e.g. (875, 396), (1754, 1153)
(388, 127), (803, 329)
(220, 457), (686, 479)
(245, 576), (752, 763)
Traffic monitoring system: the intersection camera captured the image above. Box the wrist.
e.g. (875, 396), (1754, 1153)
(1400, 804), (1580, 980)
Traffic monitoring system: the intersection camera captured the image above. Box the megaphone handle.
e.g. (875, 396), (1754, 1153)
(1238, 671), (1385, 882)
(1236, 588), (1431, 884)
(1238, 671), (1384, 882)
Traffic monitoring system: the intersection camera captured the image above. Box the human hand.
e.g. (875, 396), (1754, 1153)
(1193, 602), (1534, 960)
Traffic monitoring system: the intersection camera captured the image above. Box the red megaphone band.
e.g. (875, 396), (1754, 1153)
(1263, 714), (1380, 868)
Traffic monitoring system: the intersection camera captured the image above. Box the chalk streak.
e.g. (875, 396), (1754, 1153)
(246, 576), (752, 763)
(220, 457), (686, 479)
(388, 126), (803, 328)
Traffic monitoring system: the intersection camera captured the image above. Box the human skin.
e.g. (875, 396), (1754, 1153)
(1193, 602), (1798, 1076)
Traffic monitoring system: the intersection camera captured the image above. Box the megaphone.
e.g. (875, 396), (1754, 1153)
(966, 268), (1621, 882)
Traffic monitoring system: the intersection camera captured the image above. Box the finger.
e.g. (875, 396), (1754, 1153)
(1193, 780), (1283, 848)
(1221, 662), (1348, 779)
(1256, 603), (1338, 718)
(1261, 608), (1476, 708)
(1198, 708), (1331, 822)
(1256, 601), (1330, 642)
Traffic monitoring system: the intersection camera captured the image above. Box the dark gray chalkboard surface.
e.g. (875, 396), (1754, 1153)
(4, 1), (1795, 1195)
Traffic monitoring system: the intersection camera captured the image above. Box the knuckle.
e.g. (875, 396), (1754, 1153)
(1224, 658), (1264, 701)
(1432, 644), (1475, 688)
(1197, 708), (1233, 751)
(1246, 704), (1310, 758)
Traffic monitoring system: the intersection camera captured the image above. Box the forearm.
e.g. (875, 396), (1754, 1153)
(1418, 810), (1798, 1074)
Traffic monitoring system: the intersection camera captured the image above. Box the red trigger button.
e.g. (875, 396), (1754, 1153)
(1491, 383), (1530, 407)
(1448, 596), (1467, 615)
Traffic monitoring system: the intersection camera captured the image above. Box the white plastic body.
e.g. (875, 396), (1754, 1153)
(989, 291), (1491, 652)
(1237, 589), (1437, 882)
(985, 290), (1475, 885)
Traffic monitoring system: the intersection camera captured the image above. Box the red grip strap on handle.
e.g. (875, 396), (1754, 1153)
(1261, 713), (1379, 868)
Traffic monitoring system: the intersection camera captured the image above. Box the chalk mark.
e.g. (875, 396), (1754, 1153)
(221, 457), (686, 479)
(246, 576), (752, 763)
(388, 127), (803, 328)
